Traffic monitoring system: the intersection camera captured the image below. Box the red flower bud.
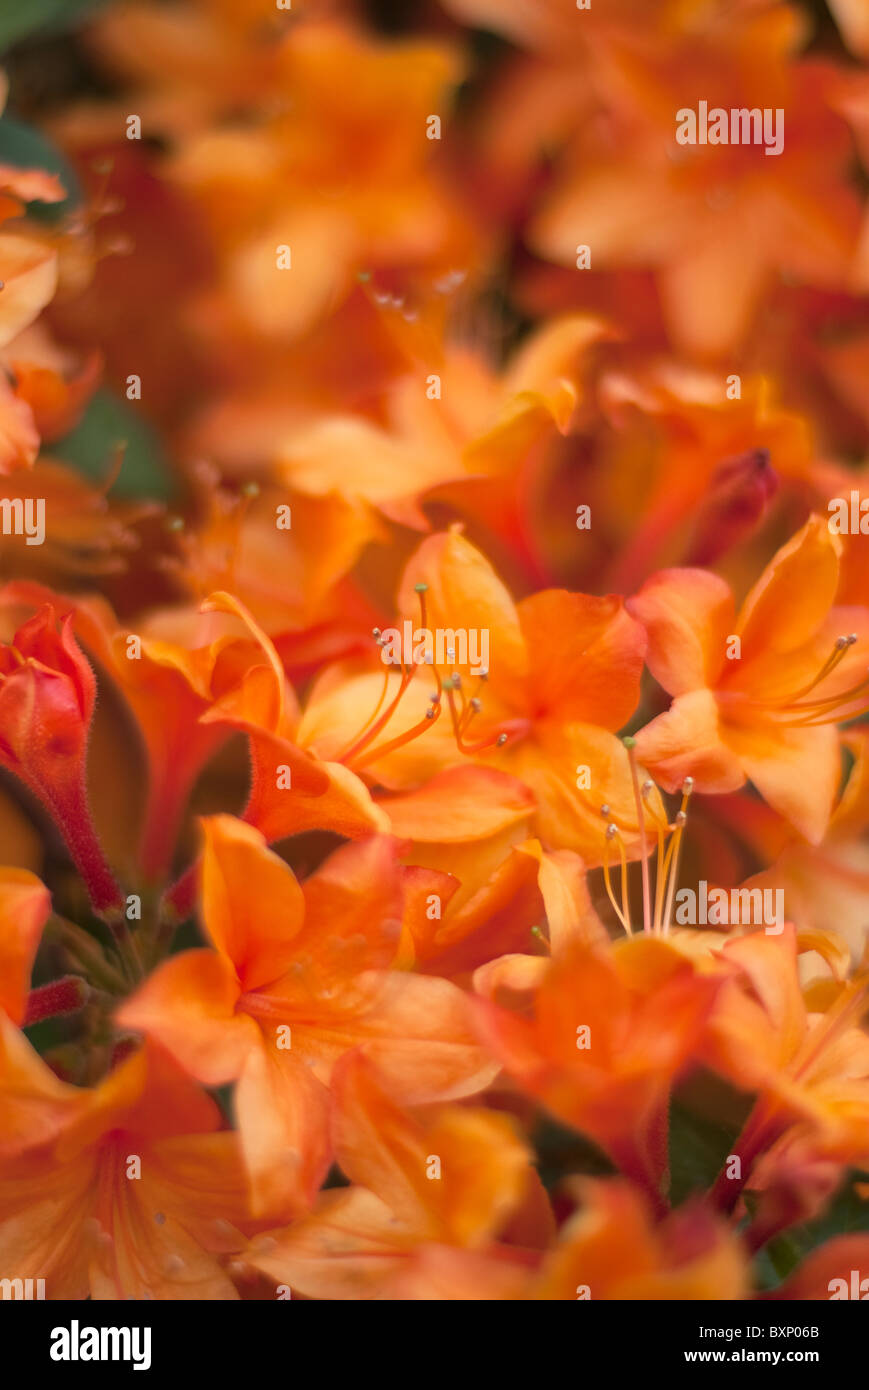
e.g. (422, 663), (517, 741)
(0, 605), (122, 913)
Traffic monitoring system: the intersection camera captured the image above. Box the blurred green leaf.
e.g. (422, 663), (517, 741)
(0, 0), (107, 52)
(56, 388), (175, 501)
(534, 1116), (617, 1191)
(668, 1100), (743, 1206)
(0, 115), (81, 214)
(760, 1173), (869, 1287)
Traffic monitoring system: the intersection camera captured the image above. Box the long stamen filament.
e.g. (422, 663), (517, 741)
(625, 739), (653, 935)
(603, 824), (631, 935)
(662, 780), (693, 934)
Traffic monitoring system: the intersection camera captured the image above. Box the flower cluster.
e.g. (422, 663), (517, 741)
(1, 0), (869, 1301)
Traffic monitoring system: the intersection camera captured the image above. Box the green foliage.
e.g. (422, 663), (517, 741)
(56, 388), (175, 501)
(667, 1100), (744, 1207)
(758, 1174), (869, 1287)
(0, 0), (107, 53)
(0, 115), (81, 214)
(534, 1116), (617, 1189)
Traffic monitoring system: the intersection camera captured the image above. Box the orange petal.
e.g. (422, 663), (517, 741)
(290, 969), (498, 1104)
(235, 1038), (332, 1218)
(0, 1012), (83, 1157)
(736, 515), (841, 657)
(116, 952), (258, 1087)
(378, 764), (535, 842)
(246, 1186), (408, 1299)
(0, 235), (58, 350)
(725, 720), (840, 845)
(200, 816), (306, 989)
(0, 867), (51, 1023)
(331, 1052), (530, 1246)
(397, 529), (529, 695)
(517, 590), (646, 729)
(635, 690), (746, 794)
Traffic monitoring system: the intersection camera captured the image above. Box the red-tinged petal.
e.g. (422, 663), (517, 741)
(200, 816), (306, 990)
(767, 1234), (869, 1299)
(715, 928), (808, 1068)
(0, 867), (51, 1023)
(406, 845), (543, 979)
(242, 728), (390, 839)
(115, 952), (258, 1087)
(234, 1037), (332, 1218)
(627, 568), (734, 697)
(517, 590), (645, 729)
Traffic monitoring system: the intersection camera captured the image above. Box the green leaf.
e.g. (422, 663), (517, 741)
(0, 0), (108, 52)
(760, 1172), (869, 1287)
(0, 116), (81, 215)
(56, 388), (175, 501)
(533, 1116), (617, 1191)
(668, 1098), (744, 1207)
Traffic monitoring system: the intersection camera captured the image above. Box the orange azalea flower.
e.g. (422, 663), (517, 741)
(473, 935), (722, 1207)
(529, 8), (863, 357)
(702, 926), (869, 1212)
(629, 515), (869, 844)
(594, 363), (809, 591)
(443, 0), (770, 56)
(392, 797), (607, 978)
(229, 314), (607, 538)
(166, 472), (384, 644)
(87, 15), (476, 341)
(3, 582), (383, 887)
(295, 527), (654, 865)
(117, 816), (497, 1216)
(0, 1031), (256, 1299)
(243, 1052), (545, 1300)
